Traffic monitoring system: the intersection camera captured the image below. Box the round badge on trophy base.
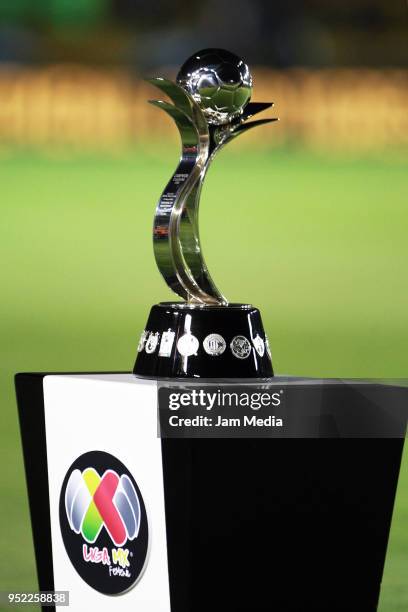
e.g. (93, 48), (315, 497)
(203, 333), (226, 356)
(230, 336), (252, 360)
(177, 333), (199, 357)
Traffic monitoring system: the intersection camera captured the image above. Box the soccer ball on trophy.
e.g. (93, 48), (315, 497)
(176, 48), (253, 125)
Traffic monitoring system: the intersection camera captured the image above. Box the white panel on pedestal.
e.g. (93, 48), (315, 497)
(43, 374), (170, 612)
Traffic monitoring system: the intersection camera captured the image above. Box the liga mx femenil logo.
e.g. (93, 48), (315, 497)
(59, 451), (149, 595)
(65, 468), (140, 547)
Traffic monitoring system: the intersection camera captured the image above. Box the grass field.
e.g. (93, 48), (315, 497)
(0, 148), (407, 610)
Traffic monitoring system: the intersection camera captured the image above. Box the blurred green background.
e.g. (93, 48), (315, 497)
(1, 148), (407, 611)
(0, 0), (407, 610)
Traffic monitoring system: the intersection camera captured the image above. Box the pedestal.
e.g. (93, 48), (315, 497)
(16, 373), (405, 611)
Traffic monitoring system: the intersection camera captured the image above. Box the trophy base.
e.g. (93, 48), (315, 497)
(133, 302), (273, 379)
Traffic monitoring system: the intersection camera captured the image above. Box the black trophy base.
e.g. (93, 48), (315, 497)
(133, 302), (273, 379)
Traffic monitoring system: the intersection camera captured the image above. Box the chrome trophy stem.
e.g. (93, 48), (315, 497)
(149, 77), (277, 305)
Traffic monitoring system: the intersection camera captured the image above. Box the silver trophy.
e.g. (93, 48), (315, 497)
(134, 49), (277, 378)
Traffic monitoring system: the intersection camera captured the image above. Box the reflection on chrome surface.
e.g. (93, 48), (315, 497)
(148, 49), (277, 306)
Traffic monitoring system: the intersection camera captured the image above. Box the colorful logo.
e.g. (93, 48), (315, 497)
(65, 468), (140, 547)
(60, 451), (148, 595)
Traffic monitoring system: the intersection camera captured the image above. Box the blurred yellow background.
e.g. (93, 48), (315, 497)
(0, 66), (407, 153)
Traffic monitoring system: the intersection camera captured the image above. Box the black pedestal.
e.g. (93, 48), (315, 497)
(15, 374), (404, 612)
(163, 438), (404, 612)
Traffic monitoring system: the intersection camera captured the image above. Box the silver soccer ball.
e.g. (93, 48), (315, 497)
(176, 48), (252, 126)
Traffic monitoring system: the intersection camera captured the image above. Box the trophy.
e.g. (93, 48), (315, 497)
(134, 49), (277, 378)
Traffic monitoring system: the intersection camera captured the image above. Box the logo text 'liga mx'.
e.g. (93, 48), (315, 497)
(59, 451), (149, 595)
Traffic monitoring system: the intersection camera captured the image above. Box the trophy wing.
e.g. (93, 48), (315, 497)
(148, 80), (227, 304)
(146, 78), (276, 305)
